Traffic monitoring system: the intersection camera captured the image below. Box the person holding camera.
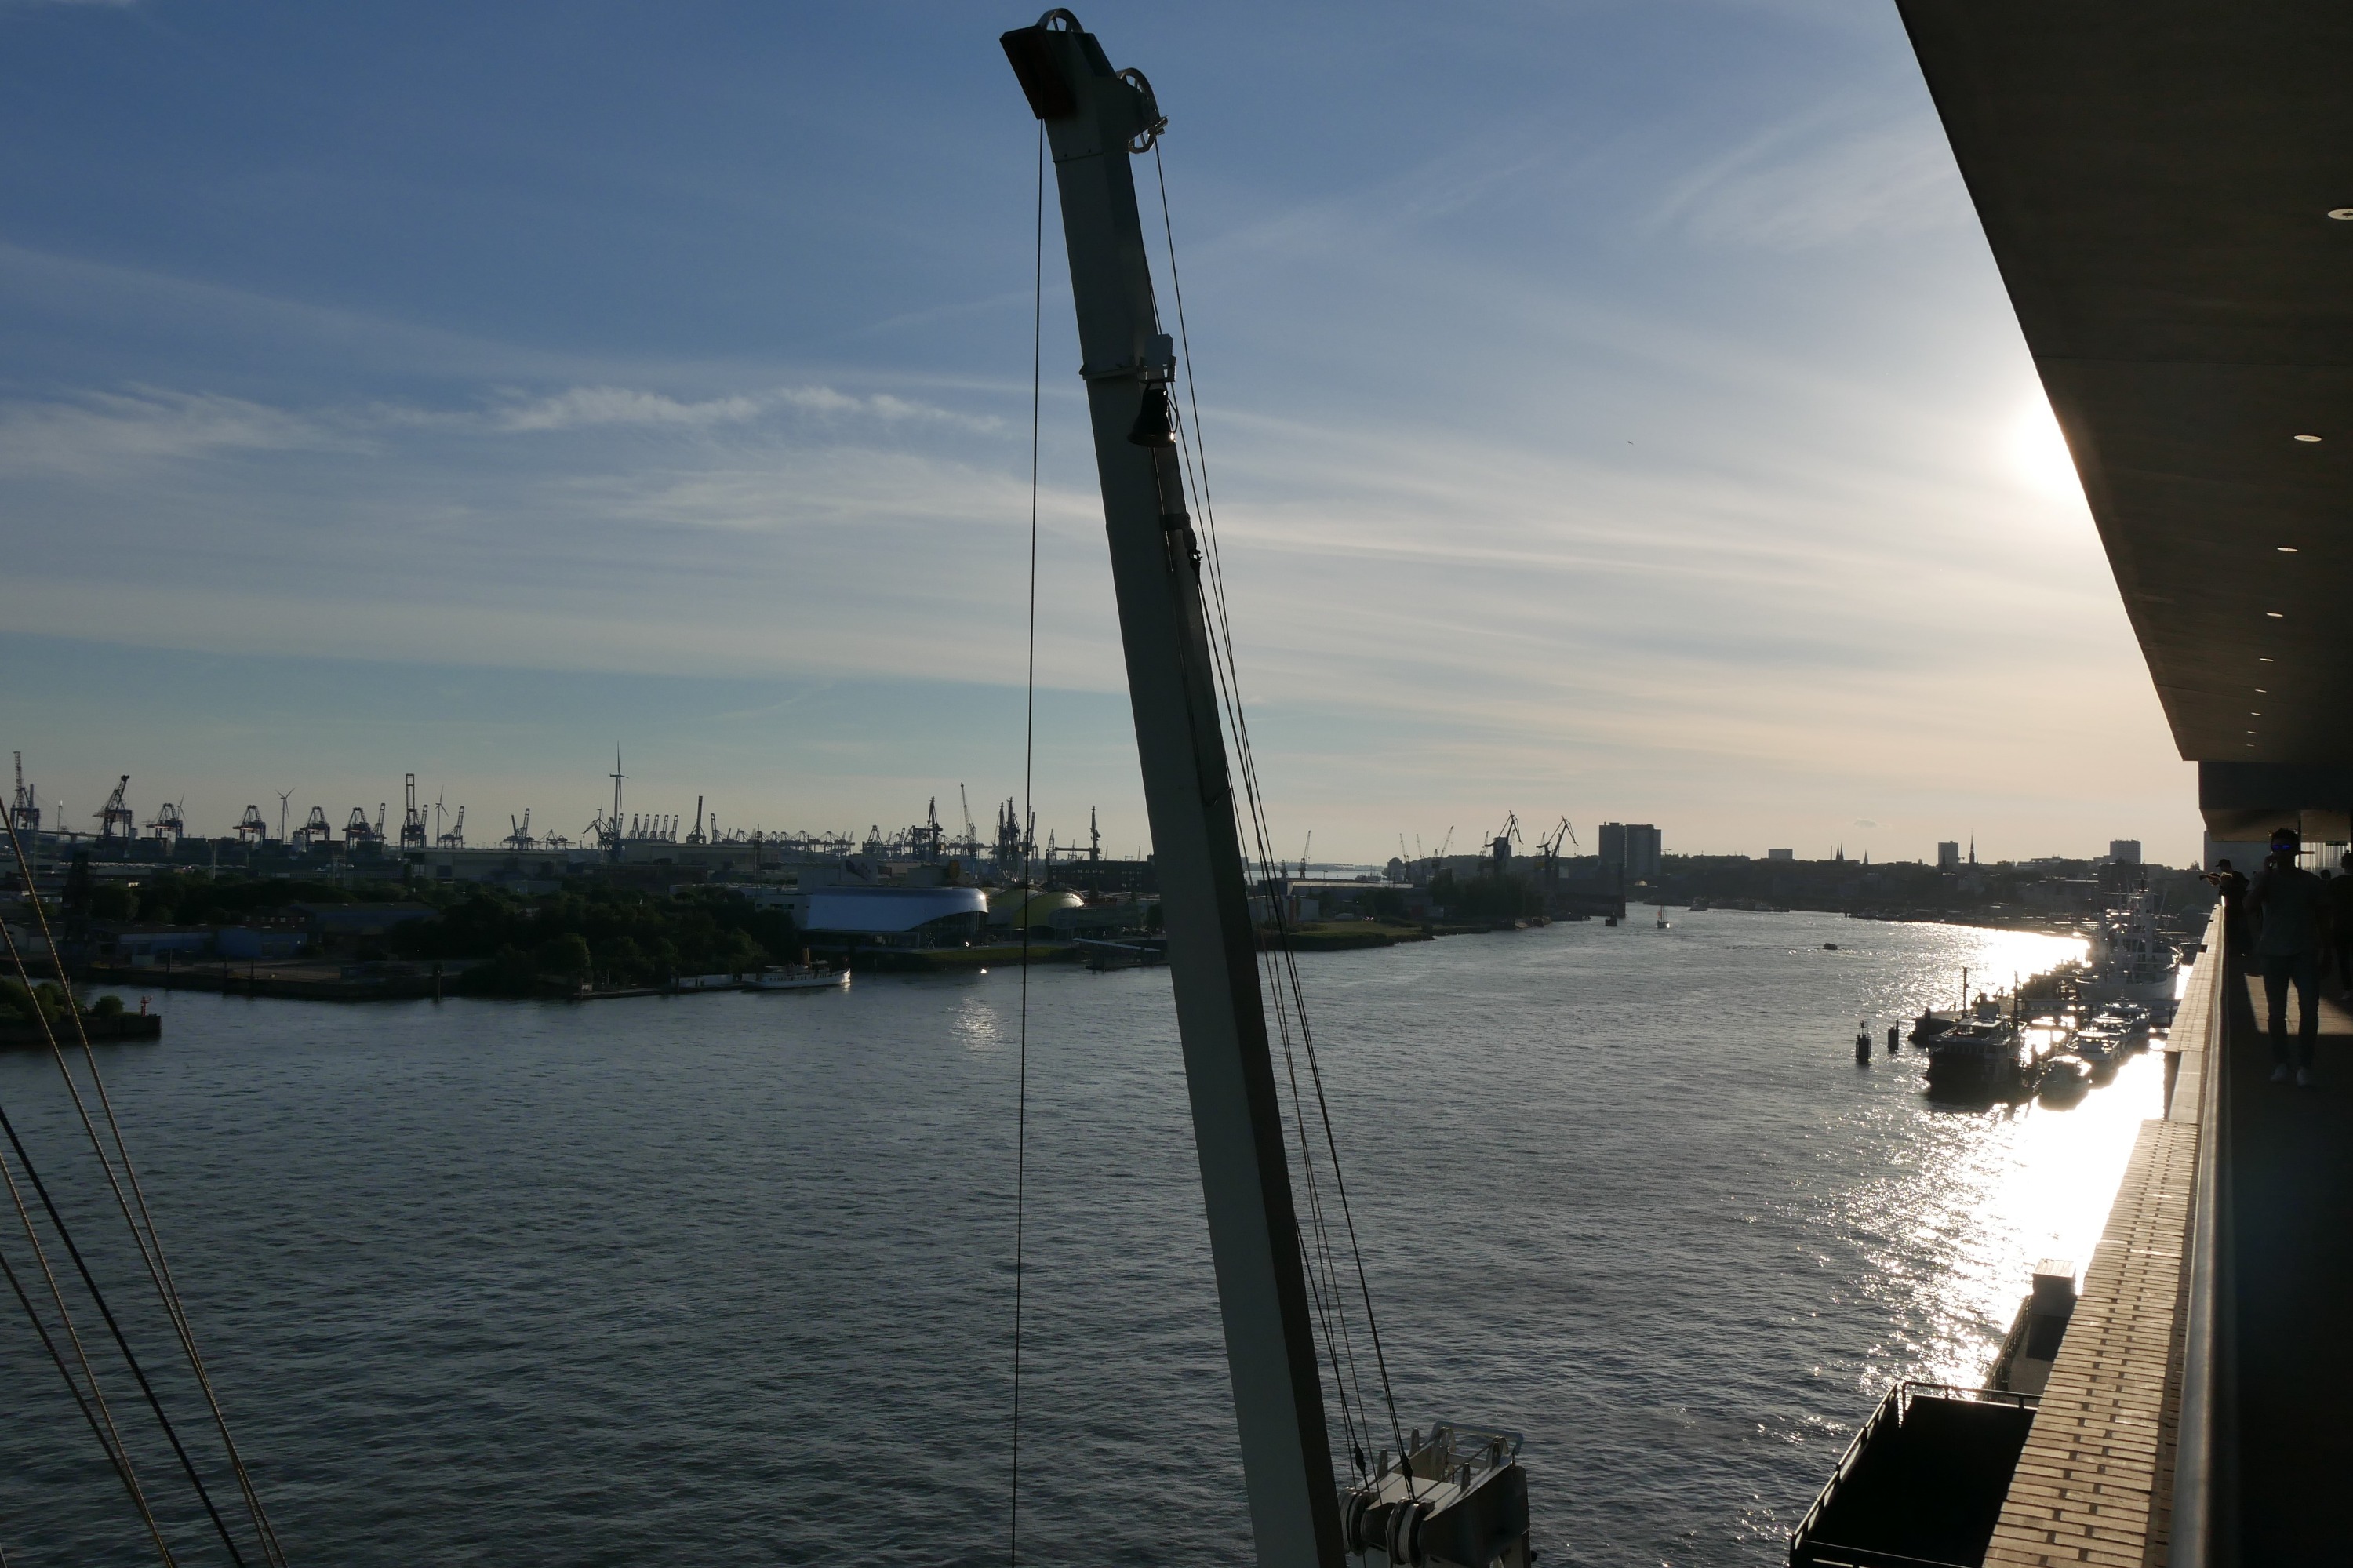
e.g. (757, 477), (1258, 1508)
(2203, 857), (2251, 966)
(2248, 832), (2333, 1086)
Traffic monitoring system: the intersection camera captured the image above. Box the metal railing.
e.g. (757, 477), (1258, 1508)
(1788, 1382), (2038, 1568)
(2171, 906), (2235, 1566)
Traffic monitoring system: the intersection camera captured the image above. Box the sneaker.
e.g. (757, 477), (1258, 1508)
(2298, 1068), (2316, 1088)
(2273, 1064), (2293, 1082)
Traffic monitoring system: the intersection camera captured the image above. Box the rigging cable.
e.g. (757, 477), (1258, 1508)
(0, 1121), (174, 1565)
(0, 1031), (243, 1561)
(1007, 115), (1045, 1568)
(1142, 160), (1377, 1474)
(1150, 144), (1415, 1484)
(0, 1235), (141, 1523)
(3, 815), (285, 1563)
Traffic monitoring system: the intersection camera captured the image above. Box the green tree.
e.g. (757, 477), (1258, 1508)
(536, 933), (592, 984)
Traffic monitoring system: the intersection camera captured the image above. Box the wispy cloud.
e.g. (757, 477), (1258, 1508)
(1646, 100), (1966, 250)
(0, 387), (334, 476)
(478, 383), (1001, 435)
(488, 386), (766, 432)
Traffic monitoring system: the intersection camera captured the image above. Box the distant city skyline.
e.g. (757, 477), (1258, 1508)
(0, 2), (2198, 865)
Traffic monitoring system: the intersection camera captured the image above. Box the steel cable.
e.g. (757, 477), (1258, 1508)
(1006, 115), (1045, 1568)
(0, 1114), (174, 1564)
(3, 813), (283, 1562)
(1148, 145), (1414, 1488)
(0, 1086), (242, 1564)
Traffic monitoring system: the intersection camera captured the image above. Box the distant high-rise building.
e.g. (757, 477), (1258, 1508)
(2109, 839), (2143, 865)
(1598, 822), (1662, 881)
(1937, 841), (1962, 871)
(1766, 848), (1795, 862)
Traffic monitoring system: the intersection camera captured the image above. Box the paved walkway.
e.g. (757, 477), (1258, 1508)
(2228, 966), (2353, 1562)
(1983, 924), (2224, 1568)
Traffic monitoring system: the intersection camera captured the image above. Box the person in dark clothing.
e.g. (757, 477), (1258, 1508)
(2332, 851), (2353, 1002)
(2205, 858), (2251, 965)
(2249, 842), (2333, 1085)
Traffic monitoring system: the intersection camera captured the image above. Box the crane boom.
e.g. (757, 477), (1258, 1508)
(1003, 17), (1343, 1564)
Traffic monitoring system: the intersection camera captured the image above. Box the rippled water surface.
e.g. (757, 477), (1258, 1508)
(0, 911), (2161, 1566)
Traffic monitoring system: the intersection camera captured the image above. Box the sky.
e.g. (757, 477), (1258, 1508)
(0, 0), (2199, 866)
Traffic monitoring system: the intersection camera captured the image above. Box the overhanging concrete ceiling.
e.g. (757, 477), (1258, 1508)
(1897, 5), (2353, 777)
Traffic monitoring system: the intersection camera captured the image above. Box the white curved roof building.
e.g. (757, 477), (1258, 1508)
(803, 885), (988, 937)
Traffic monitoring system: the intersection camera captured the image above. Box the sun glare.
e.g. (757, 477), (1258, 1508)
(2004, 397), (2085, 501)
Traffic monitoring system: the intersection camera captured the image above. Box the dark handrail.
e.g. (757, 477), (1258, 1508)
(2170, 907), (2233, 1566)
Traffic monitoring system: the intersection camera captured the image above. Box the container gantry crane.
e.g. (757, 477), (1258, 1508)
(400, 774), (428, 850)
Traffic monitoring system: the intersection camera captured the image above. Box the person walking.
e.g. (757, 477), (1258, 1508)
(2248, 835), (2332, 1086)
(2331, 851), (2353, 1002)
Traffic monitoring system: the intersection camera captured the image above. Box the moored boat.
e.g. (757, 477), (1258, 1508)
(1922, 1011), (2028, 1095)
(2035, 1056), (2093, 1105)
(746, 962), (848, 991)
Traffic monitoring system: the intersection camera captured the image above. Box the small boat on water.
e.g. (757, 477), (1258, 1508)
(746, 963), (848, 991)
(2036, 1057), (2093, 1105)
(2070, 1028), (2126, 1065)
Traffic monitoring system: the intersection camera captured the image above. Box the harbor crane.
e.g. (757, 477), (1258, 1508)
(1004, 16), (1530, 1566)
(145, 802), (185, 844)
(95, 776), (134, 843)
(343, 807), (381, 849)
(1491, 812), (1522, 871)
(504, 809), (534, 850)
(438, 805), (466, 848)
(400, 774), (428, 850)
(235, 805), (268, 845)
(959, 784), (978, 860)
(9, 753), (39, 835)
(687, 795), (707, 845)
(297, 806), (332, 849)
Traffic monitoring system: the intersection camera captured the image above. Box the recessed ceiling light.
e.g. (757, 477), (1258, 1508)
(2278, 545), (2300, 552)
(2248, 729), (2260, 734)
(2260, 657), (2275, 663)
(2252, 711), (2263, 717)
(2294, 433), (2323, 442)
(2332, 209), (2353, 220)
(2257, 688), (2268, 693)
(2268, 611), (2286, 618)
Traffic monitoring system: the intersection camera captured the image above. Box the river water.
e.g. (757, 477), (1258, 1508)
(0, 911), (2158, 1566)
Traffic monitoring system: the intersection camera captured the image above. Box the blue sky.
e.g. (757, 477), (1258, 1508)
(0, 1), (2196, 864)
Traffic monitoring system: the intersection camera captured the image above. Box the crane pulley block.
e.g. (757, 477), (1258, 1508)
(1341, 1423), (1531, 1568)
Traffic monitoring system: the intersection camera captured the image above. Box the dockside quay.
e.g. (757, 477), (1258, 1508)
(1787, 7), (2353, 1564)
